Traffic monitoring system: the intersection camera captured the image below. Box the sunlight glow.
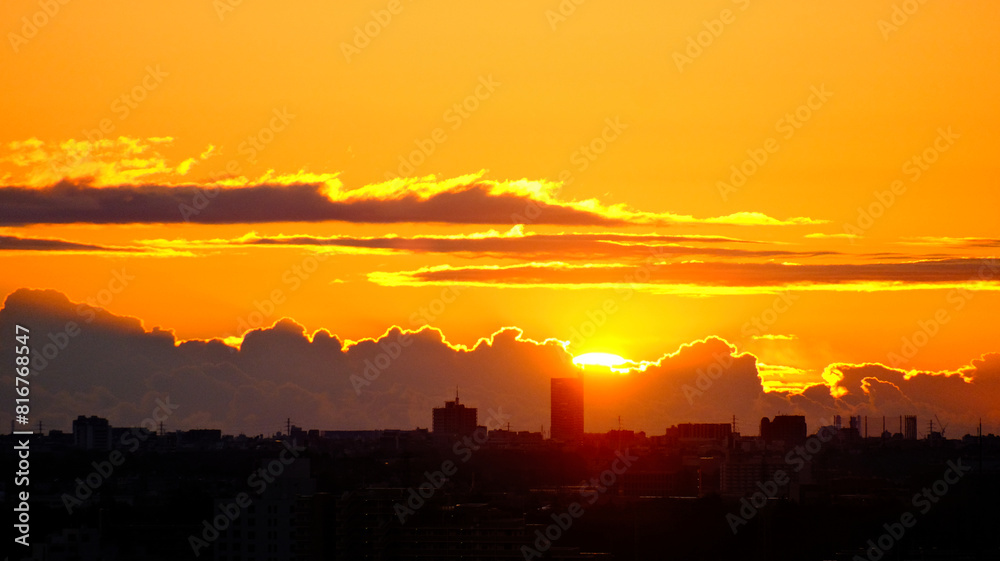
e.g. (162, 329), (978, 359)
(573, 352), (629, 369)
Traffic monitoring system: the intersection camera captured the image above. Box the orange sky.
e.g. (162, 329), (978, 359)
(2, 0), (999, 400)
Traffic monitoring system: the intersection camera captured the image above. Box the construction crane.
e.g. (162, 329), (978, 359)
(934, 414), (948, 438)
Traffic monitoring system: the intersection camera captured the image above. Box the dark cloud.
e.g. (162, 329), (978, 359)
(1, 289), (996, 437)
(0, 180), (826, 227)
(239, 232), (832, 261)
(385, 258), (1000, 288)
(0, 234), (135, 252)
(0, 181), (628, 226)
(902, 237), (1000, 249)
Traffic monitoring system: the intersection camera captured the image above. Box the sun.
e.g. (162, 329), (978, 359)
(573, 352), (629, 369)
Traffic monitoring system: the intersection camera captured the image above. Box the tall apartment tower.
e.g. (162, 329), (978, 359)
(432, 394), (478, 436)
(550, 377), (584, 442)
(72, 415), (112, 450)
(904, 415), (918, 440)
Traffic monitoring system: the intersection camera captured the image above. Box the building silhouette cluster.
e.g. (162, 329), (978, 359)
(4, 381), (998, 560)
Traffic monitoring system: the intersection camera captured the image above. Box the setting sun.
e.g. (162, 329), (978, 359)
(573, 352), (629, 369)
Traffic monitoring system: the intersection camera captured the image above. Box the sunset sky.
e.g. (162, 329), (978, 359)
(2, 1), (998, 436)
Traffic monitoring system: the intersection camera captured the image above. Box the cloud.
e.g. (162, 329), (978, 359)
(0, 289), (570, 434)
(139, 229), (837, 261)
(805, 233), (861, 240)
(899, 236), (1000, 249)
(0, 177), (828, 227)
(1, 139), (827, 226)
(756, 363), (813, 392)
(801, 358), (1000, 435)
(1, 288), (997, 437)
(0, 234), (137, 253)
(2, 137), (178, 187)
(368, 258), (1000, 295)
(697, 212), (824, 226)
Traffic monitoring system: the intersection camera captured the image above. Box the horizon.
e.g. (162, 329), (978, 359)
(33, 411), (993, 441)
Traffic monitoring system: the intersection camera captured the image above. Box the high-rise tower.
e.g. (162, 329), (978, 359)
(550, 377), (584, 442)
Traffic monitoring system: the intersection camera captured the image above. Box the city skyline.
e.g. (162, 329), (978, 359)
(40, 409), (978, 444)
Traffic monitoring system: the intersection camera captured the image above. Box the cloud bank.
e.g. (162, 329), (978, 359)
(1, 289), (996, 437)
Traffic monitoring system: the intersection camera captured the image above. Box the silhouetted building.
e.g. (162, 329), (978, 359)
(486, 429), (544, 450)
(214, 459), (316, 561)
(760, 415), (806, 445)
(721, 453), (796, 498)
(550, 377), (584, 442)
(179, 428), (222, 448)
(669, 423), (732, 441)
(432, 394), (477, 436)
(905, 415), (918, 440)
(72, 415), (111, 450)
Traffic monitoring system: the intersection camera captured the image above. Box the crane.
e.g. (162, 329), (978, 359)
(934, 414), (948, 438)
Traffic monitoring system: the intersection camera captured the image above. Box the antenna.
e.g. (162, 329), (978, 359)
(286, 417), (291, 436)
(456, 386), (459, 404)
